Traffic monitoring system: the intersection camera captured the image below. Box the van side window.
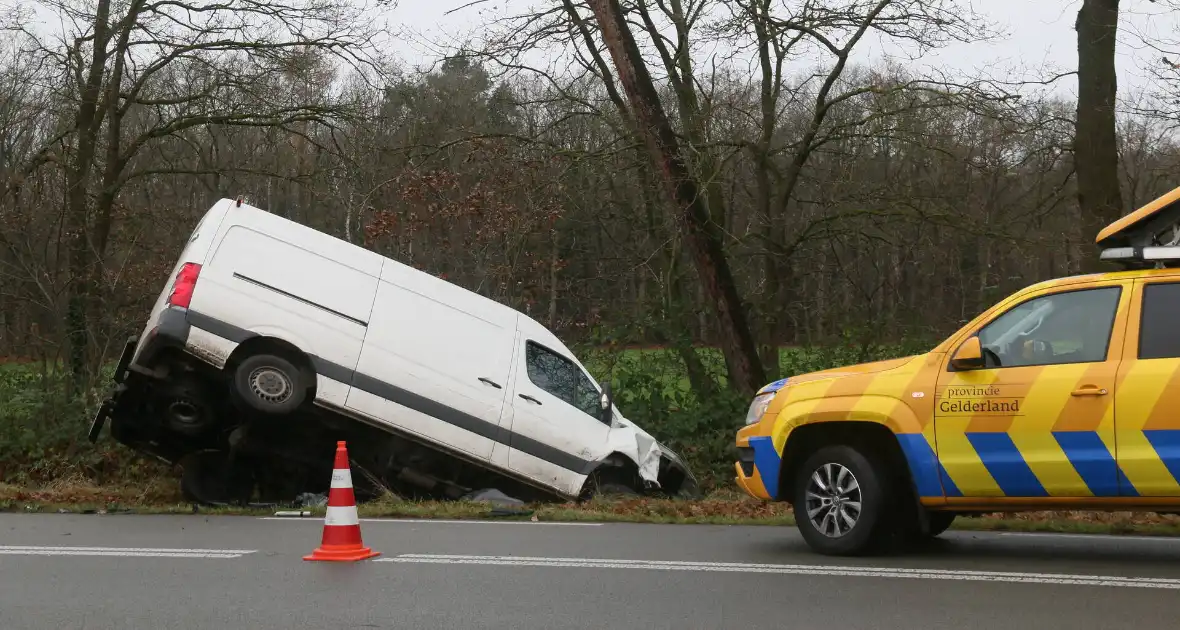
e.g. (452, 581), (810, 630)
(524, 342), (602, 421)
(1139, 282), (1180, 359)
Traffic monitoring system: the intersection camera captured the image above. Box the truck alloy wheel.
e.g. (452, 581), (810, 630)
(804, 462), (863, 538)
(792, 445), (893, 556)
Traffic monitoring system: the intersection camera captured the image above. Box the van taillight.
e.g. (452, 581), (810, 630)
(167, 262), (202, 309)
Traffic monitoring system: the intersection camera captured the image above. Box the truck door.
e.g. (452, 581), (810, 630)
(1113, 277), (1180, 496)
(934, 281), (1130, 499)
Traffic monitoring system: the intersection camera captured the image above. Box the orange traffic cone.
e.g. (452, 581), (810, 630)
(303, 441), (381, 562)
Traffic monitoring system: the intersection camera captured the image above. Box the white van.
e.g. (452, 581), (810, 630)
(89, 198), (698, 504)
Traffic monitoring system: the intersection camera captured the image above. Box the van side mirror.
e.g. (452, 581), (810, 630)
(599, 383), (614, 425)
(951, 337), (985, 370)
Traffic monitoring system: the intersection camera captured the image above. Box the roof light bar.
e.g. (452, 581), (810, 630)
(1099, 245), (1180, 268)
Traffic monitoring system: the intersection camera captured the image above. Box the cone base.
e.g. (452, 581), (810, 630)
(303, 544), (381, 562)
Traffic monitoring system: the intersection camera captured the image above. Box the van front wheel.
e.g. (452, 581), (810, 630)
(233, 353), (308, 415)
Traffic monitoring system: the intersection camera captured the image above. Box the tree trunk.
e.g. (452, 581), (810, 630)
(62, 0), (115, 389)
(1075, 0), (1124, 254)
(586, 0), (766, 396)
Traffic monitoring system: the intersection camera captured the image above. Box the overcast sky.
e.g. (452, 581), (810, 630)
(384, 0), (1180, 101)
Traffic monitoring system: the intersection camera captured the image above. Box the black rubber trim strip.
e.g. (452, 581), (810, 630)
(186, 310), (255, 344)
(185, 309), (594, 474)
(232, 272), (368, 327)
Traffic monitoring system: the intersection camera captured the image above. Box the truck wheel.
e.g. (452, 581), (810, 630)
(927, 512), (956, 537)
(792, 444), (895, 556)
(233, 353), (308, 415)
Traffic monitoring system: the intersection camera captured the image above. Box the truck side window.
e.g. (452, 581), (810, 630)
(524, 341), (602, 420)
(1139, 282), (1180, 359)
(976, 287), (1121, 368)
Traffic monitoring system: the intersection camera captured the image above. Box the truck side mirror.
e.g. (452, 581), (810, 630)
(951, 337), (986, 371)
(599, 383), (614, 425)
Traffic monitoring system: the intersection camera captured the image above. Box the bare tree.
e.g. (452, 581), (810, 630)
(4, 0), (387, 384)
(1075, 0), (1124, 245)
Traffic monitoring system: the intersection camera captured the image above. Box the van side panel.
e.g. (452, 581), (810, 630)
(189, 222), (380, 407)
(344, 259), (517, 460)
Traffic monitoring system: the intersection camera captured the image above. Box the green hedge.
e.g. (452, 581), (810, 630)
(0, 342), (930, 490)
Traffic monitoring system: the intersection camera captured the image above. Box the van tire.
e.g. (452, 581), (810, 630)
(232, 353), (308, 415)
(791, 444), (894, 556)
(179, 450), (255, 505)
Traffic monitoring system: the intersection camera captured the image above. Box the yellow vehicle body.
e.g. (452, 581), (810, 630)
(736, 185), (1180, 554)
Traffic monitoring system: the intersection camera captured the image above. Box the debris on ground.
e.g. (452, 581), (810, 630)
(294, 492), (327, 508)
(461, 488), (525, 508)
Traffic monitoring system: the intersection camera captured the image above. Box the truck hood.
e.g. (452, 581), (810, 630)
(758, 354), (921, 394)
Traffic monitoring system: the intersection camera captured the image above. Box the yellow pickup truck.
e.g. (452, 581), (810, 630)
(735, 185), (1180, 555)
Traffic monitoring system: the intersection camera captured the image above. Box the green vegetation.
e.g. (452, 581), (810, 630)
(0, 361), (171, 487)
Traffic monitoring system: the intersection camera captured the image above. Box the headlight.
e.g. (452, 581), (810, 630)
(744, 392), (774, 425)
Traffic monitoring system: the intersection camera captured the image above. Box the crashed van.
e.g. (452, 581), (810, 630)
(89, 198), (698, 505)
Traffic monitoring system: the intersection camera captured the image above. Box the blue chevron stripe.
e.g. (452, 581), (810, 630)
(748, 436), (782, 499)
(1143, 430), (1180, 488)
(895, 433), (948, 498)
(965, 432), (1048, 497)
(1052, 431), (1121, 497)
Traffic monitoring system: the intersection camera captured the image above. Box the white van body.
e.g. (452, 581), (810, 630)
(95, 199), (696, 502)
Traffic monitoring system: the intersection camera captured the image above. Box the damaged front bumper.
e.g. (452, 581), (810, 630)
(653, 443), (700, 498)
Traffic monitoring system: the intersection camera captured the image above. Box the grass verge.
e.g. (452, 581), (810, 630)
(4, 481), (1180, 537)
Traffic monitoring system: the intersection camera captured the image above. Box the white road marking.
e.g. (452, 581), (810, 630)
(0, 545), (256, 559)
(996, 532), (1180, 542)
(379, 554), (1180, 590)
(259, 517), (601, 526)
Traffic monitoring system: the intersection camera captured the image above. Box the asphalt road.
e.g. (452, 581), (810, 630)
(2, 513), (1180, 629)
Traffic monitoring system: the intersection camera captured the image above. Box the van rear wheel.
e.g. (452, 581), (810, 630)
(180, 450), (255, 505)
(233, 353), (308, 415)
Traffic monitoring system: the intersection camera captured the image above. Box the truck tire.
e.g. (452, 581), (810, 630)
(233, 353), (308, 416)
(791, 444), (896, 556)
(927, 512), (956, 537)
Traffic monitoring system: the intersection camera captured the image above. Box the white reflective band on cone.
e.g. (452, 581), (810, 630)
(331, 468), (353, 489)
(324, 505), (360, 527)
